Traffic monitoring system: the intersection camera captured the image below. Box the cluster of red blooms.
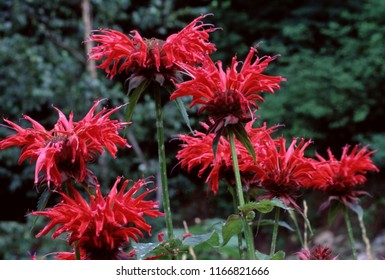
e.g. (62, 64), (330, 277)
(177, 121), (379, 212)
(0, 14), (219, 260)
(0, 13), (380, 260)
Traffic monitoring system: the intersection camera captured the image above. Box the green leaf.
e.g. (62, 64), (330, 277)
(271, 250), (286, 260)
(327, 201), (343, 227)
(255, 250), (286, 260)
(347, 203), (364, 220)
(132, 242), (161, 260)
(31, 186), (52, 230)
(256, 219), (295, 231)
(173, 98), (194, 134)
(182, 231), (220, 248)
(239, 198), (292, 215)
(125, 79), (150, 123)
(222, 214), (243, 246)
(229, 123), (256, 162)
(212, 127), (224, 160)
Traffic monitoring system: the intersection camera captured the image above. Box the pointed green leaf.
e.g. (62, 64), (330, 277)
(255, 249), (285, 260)
(255, 249), (270, 260)
(182, 231), (220, 247)
(131, 242), (161, 260)
(125, 79), (150, 123)
(327, 202), (343, 227)
(256, 219), (295, 232)
(347, 203), (364, 220)
(271, 250), (286, 260)
(174, 98), (194, 134)
(239, 198), (292, 216)
(212, 128), (223, 160)
(31, 186), (51, 230)
(222, 214), (243, 246)
(230, 123), (256, 162)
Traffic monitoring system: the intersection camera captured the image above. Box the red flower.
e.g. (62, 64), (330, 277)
(33, 176), (163, 260)
(176, 121), (278, 194)
(297, 245), (337, 260)
(177, 126), (232, 194)
(249, 137), (315, 211)
(0, 100), (129, 187)
(87, 14), (217, 88)
(170, 47), (285, 132)
(309, 145), (379, 208)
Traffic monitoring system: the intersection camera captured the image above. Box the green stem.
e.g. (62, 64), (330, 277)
(344, 206), (357, 260)
(228, 185), (244, 259)
(228, 131), (255, 260)
(270, 207), (280, 256)
(154, 86), (174, 240)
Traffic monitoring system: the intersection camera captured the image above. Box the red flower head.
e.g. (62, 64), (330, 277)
(177, 126), (232, 194)
(249, 136), (315, 211)
(310, 145), (379, 208)
(0, 100), (129, 187)
(170, 47), (285, 132)
(33, 176), (163, 260)
(176, 121), (278, 194)
(297, 244), (337, 260)
(87, 14), (217, 90)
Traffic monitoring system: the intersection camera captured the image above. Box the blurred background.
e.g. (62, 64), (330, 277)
(0, 0), (384, 259)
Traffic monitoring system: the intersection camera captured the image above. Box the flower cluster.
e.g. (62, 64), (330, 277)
(308, 145), (379, 209)
(0, 100), (129, 188)
(33, 177), (163, 260)
(176, 120), (316, 211)
(171, 47), (285, 132)
(88, 14), (217, 90)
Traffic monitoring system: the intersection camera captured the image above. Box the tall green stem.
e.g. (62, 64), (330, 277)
(270, 207), (280, 256)
(228, 185), (244, 259)
(344, 206), (357, 260)
(154, 87), (174, 239)
(228, 131), (255, 260)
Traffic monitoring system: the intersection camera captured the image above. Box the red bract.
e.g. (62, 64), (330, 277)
(297, 245), (337, 260)
(0, 100), (129, 187)
(170, 47), (285, 132)
(88, 14), (217, 87)
(176, 121), (278, 194)
(33, 176), (163, 260)
(309, 145), (379, 207)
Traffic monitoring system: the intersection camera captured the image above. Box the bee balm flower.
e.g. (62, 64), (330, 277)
(33, 177), (163, 260)
(170, 47), (285, 133)
(0, 100), (129, 187)
(88, 14), (217, 91)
